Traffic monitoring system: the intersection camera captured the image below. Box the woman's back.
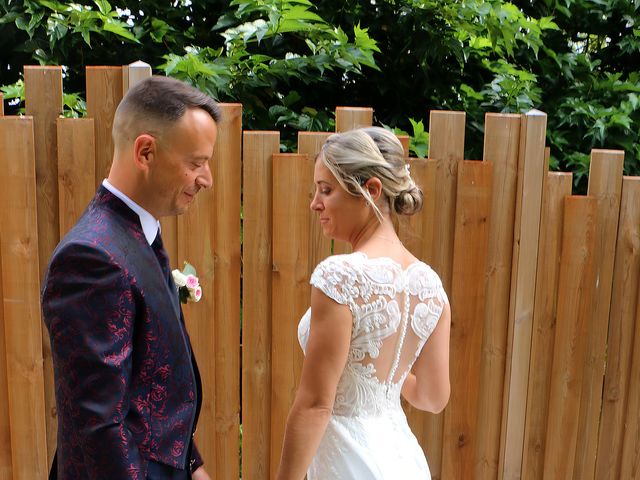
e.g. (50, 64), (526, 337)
(297, 252), (448, 479)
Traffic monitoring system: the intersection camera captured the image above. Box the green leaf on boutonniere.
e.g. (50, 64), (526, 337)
(183, 262), (197, 276)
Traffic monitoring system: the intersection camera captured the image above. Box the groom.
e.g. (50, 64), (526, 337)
(41, 76), (219, 479)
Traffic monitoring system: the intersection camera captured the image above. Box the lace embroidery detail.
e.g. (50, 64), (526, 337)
(300, 252), (448, 417)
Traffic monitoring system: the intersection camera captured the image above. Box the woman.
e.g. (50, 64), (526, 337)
(276, 127), (451, 480)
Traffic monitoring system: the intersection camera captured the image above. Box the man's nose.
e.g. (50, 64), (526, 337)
(197, 162), (213, 189)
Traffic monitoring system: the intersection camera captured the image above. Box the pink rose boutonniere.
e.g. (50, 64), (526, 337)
(171, 262), (202, 304)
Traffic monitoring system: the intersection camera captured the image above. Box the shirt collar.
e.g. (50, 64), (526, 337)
(102, 179), (160, 245)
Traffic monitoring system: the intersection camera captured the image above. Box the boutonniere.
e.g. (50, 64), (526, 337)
(171, 262), (202, 304)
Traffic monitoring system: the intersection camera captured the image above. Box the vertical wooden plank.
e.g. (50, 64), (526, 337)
(442, 161), (492, 479)
(0, 237), (11, 480)
(474, 113), (521, 479)
(24, 66), (62, 464)
(86, 66), (123, 189)
(521, 172), (573, 480)
(56, 118), (96, 236)
(397, 134), (410, 157)
(401, 157), (437, 446)
(543, 196), (597, 479)
(333, 107), (372, 255)
(398, 158), (436, 262)
(242, 130), (280, 480)
(298, 132), (332, 268)
(596, 177), (640, 479)
(573, 149), (624, 479)
(0, 93), (4, 115)
(179, 104), (242, 479)
(334, 106), (373, 132)
(270, 153), (313, 479)
(620, 270), (640, 479)
(0, 117), (48, 479)
(416, 110), (464, 479)
(499, 110), (547, 479)
(122, 60), (151, 94)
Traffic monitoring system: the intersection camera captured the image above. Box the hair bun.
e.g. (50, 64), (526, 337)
(393, 185), (423, 216)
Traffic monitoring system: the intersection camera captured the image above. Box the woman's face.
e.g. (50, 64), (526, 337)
(310, 158), (370, 242)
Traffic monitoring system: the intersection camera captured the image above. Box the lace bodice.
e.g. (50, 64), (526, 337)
(298, 252), (448, 417)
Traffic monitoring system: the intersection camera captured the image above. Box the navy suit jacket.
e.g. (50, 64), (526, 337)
(42, 186), (203, 479)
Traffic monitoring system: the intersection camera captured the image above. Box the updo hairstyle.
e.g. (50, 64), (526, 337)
(319, 126), (423, 221)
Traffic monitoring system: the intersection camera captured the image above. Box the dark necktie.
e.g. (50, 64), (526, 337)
(151, 232), (176, 294)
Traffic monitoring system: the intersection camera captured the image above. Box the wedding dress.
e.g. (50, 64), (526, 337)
(298, 251), (449, 480)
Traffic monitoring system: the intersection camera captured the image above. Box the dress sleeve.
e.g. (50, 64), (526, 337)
(309, 256), (355, 306)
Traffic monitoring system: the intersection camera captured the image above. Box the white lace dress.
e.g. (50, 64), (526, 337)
(298, 252), (449, 480)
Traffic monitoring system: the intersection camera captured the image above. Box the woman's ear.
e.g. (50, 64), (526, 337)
(364, 177), (383, 201)
(133, 134), (156, 172)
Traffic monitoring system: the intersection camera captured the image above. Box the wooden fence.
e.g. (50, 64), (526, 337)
(0, 64), (638, 480)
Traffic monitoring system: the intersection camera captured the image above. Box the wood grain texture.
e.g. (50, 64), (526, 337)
(179, 104), (242, 479)
(475, 113), (521, 480)
(0, 117), (48, 479)
(297, 132), (332, 268)
(270, 153), (313, 479)
(597, 177), (640, 479)
(419, 110), (465, 479)
(442, 161), (492, 479)
(122, 60), (151, 94)
(86, 66), (123, 188)
(574, 149), (624, 480)
(56, 118), (96, 236)
(334, 106), (373, 132)
(24, 66), (63, 464)
(521, 172), (573, 480)
(0, 237), (11, 480)
(499, 110), (547, 480)
(542, 196), (597, 479)
(242, 130), (280, 480)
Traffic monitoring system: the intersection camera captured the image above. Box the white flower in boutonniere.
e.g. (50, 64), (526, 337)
(171, 262), (202, 304)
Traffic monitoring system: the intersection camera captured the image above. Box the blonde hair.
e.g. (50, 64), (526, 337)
(319, 126), (423, 221)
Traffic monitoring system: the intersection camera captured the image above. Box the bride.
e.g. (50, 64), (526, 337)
(276, 127), (451, 480)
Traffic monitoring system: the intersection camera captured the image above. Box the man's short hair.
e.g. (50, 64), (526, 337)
(112, 75), (220, 147)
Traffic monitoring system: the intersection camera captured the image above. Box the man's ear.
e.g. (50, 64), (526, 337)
(364, 177), (383, 201)
(133, 134), (156, 172)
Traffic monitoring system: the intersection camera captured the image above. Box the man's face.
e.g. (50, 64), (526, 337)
(148, 108), (218, 217)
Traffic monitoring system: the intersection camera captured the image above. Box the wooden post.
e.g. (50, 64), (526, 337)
(398, 158), (436, 263)
(442, 160), (492, 479)
(122, 60), (152, 94)
(242, 130), (280, 480)
(270, 153), (313, 478)
(0, 117), (48, 479)
(499, 110), (547, 479)
(0, 93), (3, 115)
(620, 240), (640, 478)
(56, 118), (96, 236)
(24, 66), (63, 463)
(574, 149), (624, 479)
(178, 104), (242, 478)
(596, 177), (640, 479)
(298, 132), (332, 268)
(335, 106), (373, 132)
(522, 172), (573, 480)
(474, 113), (521, 479)
(0, 235), (12, 480)
(86, 66), (123, 189)
(416, 110), (464, 479)
(543, 196), (597, 479)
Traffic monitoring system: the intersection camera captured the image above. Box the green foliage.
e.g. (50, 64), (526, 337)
(387, 119), (429, 158)
(0, 0), (639, 192)
(158, 0), (380, 142)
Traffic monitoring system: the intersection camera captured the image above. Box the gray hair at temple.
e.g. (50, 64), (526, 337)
(318, 126), (423, 222)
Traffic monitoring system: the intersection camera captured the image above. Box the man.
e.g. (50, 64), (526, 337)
(41, 76), (219, 479)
